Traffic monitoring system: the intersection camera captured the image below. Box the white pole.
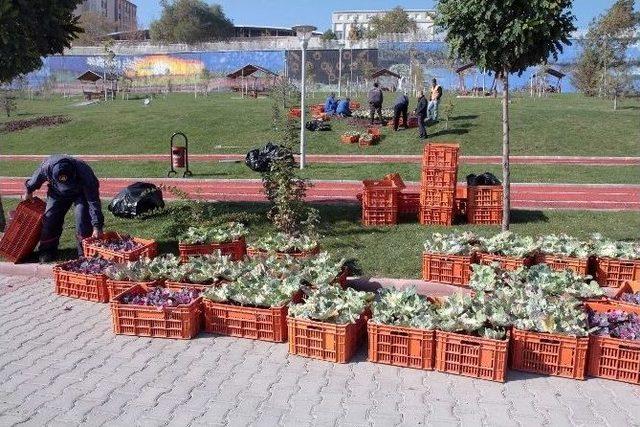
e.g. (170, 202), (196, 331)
(338, 46), (343, 97)
(300, 41), (307, 169)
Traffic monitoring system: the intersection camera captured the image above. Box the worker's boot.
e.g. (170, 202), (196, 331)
(38, 250), (58, 264)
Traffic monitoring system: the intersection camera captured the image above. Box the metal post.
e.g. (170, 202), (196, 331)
(338, 46), (343, 97)
(300, 40), (307, 169)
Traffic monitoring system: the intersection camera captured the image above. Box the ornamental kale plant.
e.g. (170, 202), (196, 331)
(179, 222), (248, 245)
(423, 232), (482, 255)
(468, 264), (510, 293)
(178, 254), (248, 284)
(510, 264), (603, 299)
(372, 287), (438, 330)
(480, 232), (537, 257)
(105, 255), (182, 282)
(288, 287), (374, 325)
(298, 252), (346, 288)
(251, 233), (319, 254)
(60, 257), (115, 275)
(589, 310), (640, 341)
(619, 292), (640, 306)
(436, 292), (509, 340)
(591, 234), (640, 260)
(537, 234), (592, 258)
(120, 287), (200, 308)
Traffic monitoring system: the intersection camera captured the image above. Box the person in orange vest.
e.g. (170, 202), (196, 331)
(427, 78), (443, 121)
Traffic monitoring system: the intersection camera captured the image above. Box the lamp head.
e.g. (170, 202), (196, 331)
(292, 25), (317, 42)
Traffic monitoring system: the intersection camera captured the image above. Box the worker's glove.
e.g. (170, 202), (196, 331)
(92, 228), (103, 239)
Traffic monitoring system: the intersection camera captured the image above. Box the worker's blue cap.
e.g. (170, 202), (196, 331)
(52, 160), (77, 186)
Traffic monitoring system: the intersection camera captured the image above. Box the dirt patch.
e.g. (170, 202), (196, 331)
(2, 115), (70, 133)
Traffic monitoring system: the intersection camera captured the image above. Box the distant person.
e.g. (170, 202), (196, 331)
(368, 82), (384, 125)
(392, 91), (409, 131)
(336, 98), (352, 117)
(24, 155), (104, 262)
(427, 78), (443, 121)
(324, 92), (338, 116)
(415, 90), (428, 139)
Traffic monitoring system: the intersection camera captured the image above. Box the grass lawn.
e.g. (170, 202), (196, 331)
(2, 92), (639, 157)
(2, 160), (639, 184)
(3, 198), (639, 279)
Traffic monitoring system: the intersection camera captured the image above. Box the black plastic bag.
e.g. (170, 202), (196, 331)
(245, 142), (294, 172)
(108, 182), (165, 218)
(466, 172), (502, 186)
(305, 120), (332, 132)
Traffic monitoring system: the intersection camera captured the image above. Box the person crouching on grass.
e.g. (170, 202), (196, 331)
(24, 155), (104, 263)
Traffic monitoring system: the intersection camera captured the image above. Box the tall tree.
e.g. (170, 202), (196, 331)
(321, 29), (338, 41)
(150, 0), (233, 44)
(368, 6), (418, 37)
(0, 0), (83, 83)
(437, 0), (575, 231)
(74, 11), (118, 46)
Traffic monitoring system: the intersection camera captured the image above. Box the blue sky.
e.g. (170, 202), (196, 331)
(135, 0), (629, 31)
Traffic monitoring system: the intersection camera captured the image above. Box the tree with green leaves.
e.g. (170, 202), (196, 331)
(150, 0), (233, 44)
(321, 29), (338, 41)
(0, 0), (83, 83)
(437, 0), (575, 231)
(368, 6), (418, 38)
(572, 0), (638, 108)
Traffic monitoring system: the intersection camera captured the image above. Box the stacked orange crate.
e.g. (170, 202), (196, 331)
(467, 185), (503, 225)
(419, 143), (459, 226)
(361, 176), (404, 226)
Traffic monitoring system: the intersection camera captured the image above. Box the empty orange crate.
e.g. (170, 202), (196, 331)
(422, 143), (460, 169)
(83, 232), (158, 262)
(420, 187), (455, 208)
(287, 313), (366, 363)
(422, 252), (475, 286)
(595, 257), (640, 288)
(362, 180), (401, 208)
(421, 168), (458, 188)
(0, 197), (46, 263)
(419, 208), (454, 226)
(178, 237), (246, 263)
(203, 299), (289, 342)
(467, 186), (503, 209)
(477, 253), (534, 271)
(510, 328), (588, 379)
(612, 281), (640, 311)
(368, 322), (435, 370)
(534, 253), (592, 276)
(106, 279), (163, 300)
(362, 208), (397, 226)
(53, 263), (109, 303)
(399, 192), (420, 215)
(110, 284), (202, 339)
(586, 300), (640, 384)
(435, 330), (509, 382)
(467, 207), (502, 225)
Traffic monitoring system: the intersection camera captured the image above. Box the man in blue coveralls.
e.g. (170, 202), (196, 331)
(336, 97), (352, 117)
(324, 92), (338, 115)
(24, 155), (104, 263)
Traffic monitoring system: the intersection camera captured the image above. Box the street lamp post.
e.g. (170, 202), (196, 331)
(337, 39), (345, 97)
(292, 25), (317, 170)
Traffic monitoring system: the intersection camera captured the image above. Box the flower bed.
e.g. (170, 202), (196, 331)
(53, 258), (115, 303)
(83, 232), (157, 262)
(110, 284), (202, 339)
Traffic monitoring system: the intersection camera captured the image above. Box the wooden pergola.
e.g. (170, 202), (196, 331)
(370, 68), (401, 91)
(531, 67), (566, 95)
(77, 70), (118, 100)
(226, 64), (278, 98)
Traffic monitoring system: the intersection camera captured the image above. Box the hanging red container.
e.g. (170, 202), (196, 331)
(172, 146), (186, 168)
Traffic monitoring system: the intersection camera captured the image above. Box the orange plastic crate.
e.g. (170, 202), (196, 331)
(466, 207), (502, 225)
(246, 246), (320, 259)
(288, 108), (301, 118)
(203, 299), (289, 342)
(178, 237), (246, 263)
(0, 198), (46, 263)
(362, 179), (401, 209)
(534, 253), (592, 276)
(420, 187), (455, 208)
(510, 328), (588, 379)
(106, 279), (163, 300)
(53, 263), (109, 303)
(595, 257), (640, 288)
(367, 322), (435, 370)
(419, 207), (454, 226)
(399, 192), (420, 215)
(164, 281), (212, 292)
(421, 168), (458, 188)
(435, 330), (509, 382)
(362, 208), (398, 226)
(422, 252), (475, 286)
(83, 232), (158, 262)
(612, 281), (640, 311)
(287, 313), (367, 363)
(341, 134), (359, 144)
(110, 284), (202, 339)
(467, 186), (503, 209)
(422, 143), (460, 169)
(477, 253), (534, 271)
(586, 300), (640, 384)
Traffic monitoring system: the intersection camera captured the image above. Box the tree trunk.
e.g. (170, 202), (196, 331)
(0, 196), (5, 232)
(614, 93), (618, 111)
(501, 71), (511, 231)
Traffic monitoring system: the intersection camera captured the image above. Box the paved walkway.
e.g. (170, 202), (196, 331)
(2, 177), (639, 211)
(1, 274), (639, 427)
(2, 154), (638, 166)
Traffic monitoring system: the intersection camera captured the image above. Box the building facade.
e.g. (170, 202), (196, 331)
(75, 0), (137, 32)
(332, 9), (436, 41)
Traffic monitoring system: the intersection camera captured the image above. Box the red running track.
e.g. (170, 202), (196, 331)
(1, 154), (638, 166)
(2, 177), (638, 211)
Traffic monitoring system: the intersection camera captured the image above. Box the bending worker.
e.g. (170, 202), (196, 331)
(24, 155), (104, 262)
(324, 92), (338, 116)
(336, 97), (352, 117)
(392, 90), (409, 131)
